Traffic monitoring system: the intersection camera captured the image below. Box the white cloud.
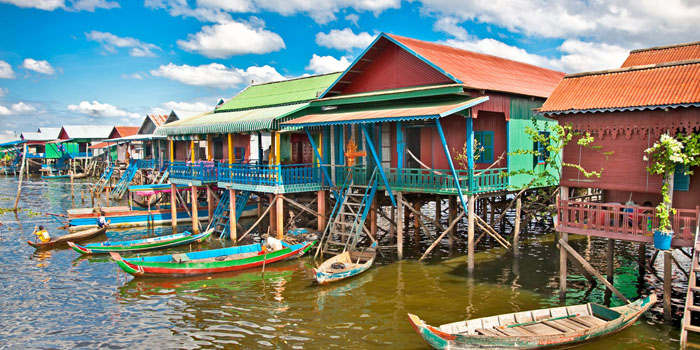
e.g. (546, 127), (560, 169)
(0, 101), (38, 115)
(0, 87), (8, 97)
(177, 18), (285, 58)
(151, 62), (285, 89)
(22, 58), (55, 75)
(86, 31), (161, 57)
(0, 130), (18, 143)
(67, 100), (140, 119)
(433, 17), (468, 41)
(148, 0), (400, 24)
(162, 101), (214, 113)
(121, 73), (144, 80)
(305, 54), (351, 75)
(345, 13), (360, 26)
(0, 60), (16, 79)
(315, 28), (374, 52)
(0, 0), (118, 11)
(420, 0), (700, 48)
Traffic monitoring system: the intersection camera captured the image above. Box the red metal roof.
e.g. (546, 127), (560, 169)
(540, 60), (700, 114)
(148, 114), (169, 127)
(88, 142), (113, 149)
(386, 34), (565, 98)
(622, 41), (700, 67)
(112, 126), (139, 138)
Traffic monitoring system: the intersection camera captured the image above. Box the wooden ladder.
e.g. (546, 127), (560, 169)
(681, 211), (700, 348)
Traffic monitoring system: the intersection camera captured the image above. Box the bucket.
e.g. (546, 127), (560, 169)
(653, 230), (674, 250)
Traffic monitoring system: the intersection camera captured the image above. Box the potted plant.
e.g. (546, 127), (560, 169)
(644, 133), (698, 250)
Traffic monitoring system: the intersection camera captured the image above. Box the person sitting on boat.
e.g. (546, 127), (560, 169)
(32, 225), (50, 243)
(97, 211), (111, 228)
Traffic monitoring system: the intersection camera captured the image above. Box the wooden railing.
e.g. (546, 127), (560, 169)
(169, 161), (217, 183)
(218, 162), (323, 188)
(557, 199), (700, 245)
(378, 167), (508, 195)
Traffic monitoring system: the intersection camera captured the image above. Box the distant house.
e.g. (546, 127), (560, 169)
(47, 125), (113, 159)
(540, 41), (700, 247)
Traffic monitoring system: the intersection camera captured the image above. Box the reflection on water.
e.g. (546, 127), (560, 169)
(0, 175), (688, 348)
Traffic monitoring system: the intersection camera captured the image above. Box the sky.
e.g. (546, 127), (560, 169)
(1, 0), (699, 142)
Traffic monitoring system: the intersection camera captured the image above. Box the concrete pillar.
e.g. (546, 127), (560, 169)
(191, 185), (199, 234)
(468, 195), (475, 272)
(229, 188), (237, 240)
(170, 183), (178, 231)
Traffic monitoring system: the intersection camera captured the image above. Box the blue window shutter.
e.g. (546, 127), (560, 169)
(474, 131), (493, 163)
(674, 164), (690, 191)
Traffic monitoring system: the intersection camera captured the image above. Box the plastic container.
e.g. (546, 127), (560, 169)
(653, 230), (674, 250)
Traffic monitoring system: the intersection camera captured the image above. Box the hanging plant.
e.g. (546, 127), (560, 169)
(644, 132), (700, 233)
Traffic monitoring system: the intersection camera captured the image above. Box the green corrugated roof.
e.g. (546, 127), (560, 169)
(158, 103), (308, 135)
(216, 72), (341, 111)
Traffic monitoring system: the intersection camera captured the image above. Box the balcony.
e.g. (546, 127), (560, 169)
(169, 161), (218, 186)
(377, 167), (508, 195)
(556, 199), (699, 247)
(218, 162), (326, 194)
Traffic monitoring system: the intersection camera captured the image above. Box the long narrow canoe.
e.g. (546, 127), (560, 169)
(111, 238), (316, 277)
(313, 242), (377, 284)
(42, 174), (71, 180)
(67, 205), (210, 232)
(68, 229), (213, 255)
(27, 226), (108, 249)
(408, 294), (656, 349)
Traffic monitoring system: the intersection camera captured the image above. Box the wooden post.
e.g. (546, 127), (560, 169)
(170, 183), (178, 231)
(468, 195), (475, 272)
(389, 207), (396, 239)
(169, 140), (174, 163)
(191, 185), (199, 234)
(638, 243), (646, 287)
(435, 196), (441, 225)
(448, 196), (456, 247)
(317, 190), (327, 231)
(257, 196), (263, 233)
(13, 143), (27, 210)
(607, 239), (615, 284)
(370, 197), (377, 239)
(206, 134), (212, 161)
(559, 232), (568, 301)
(190, 140), (195, 163)
(413, 201), (421, 243)
(513, 197), (522, 256)
(207, 185), (215, 222)
(229, 188), (237, 240)
(269, 194), (276, 235)
(397, 192), (404, 260)
(664, 251), (672, 322)
(276, 194), (284, 239)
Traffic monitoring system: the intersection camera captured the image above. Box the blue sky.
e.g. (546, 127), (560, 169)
(1, 0), (699, 142)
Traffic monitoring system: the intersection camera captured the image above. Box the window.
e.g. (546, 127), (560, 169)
(534, 131), (550, 165)
(674, 164), (690, 191)
(234, 146), (245, 162)
(474, 131), (494, 163)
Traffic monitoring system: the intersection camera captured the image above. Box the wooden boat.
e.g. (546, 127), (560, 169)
(42, 173), (71, 180)
(67, 205), (210, 232)
(71, 173), (89, 179)
(407, 294), (656, 349)
(27, 226), (108, 249)
(68, 229), (213, 255)
(313, 242), (377, 284)
(111, 238), (316, 277)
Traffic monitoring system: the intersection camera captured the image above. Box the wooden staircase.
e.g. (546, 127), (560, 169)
(92, 164), (114, 194)
(110, 161), (138, 200)
(318, 168), (378, 257)
(681, 212), (700, 348)
(207, 190), (252, 239)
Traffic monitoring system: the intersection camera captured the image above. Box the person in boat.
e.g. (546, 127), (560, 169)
(32, 225), (51, 243)
(97, 210), (111, 228)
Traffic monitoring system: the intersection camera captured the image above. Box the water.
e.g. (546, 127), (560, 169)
(0, 176), (686, 349)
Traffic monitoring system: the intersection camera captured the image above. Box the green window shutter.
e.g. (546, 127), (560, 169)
(674, 164), (690, 191)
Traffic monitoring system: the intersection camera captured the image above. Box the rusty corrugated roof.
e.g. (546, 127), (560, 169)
(386, 34), (565, 98)
(540, 59), (700, 114)
(148, 115), (169, 127)
(113, 126), (139, 138)
(622, 41), (700, 67)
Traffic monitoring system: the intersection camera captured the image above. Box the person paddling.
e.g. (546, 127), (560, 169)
(32, 225), (51, 243)
(97, 210), (111, 229)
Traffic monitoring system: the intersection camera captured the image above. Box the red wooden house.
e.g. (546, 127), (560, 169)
(540, 41), (700, 247)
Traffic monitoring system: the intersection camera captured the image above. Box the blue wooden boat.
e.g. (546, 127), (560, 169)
(313, 242), (377, 284)
(67, 204), (210, 232)
(68, 229), (213, 254)
(42, 174), (71, 179)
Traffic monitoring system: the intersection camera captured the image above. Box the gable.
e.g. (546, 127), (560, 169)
(139, 119), (156, 134)
(108, 128), (121, 139)
(58, 128), (69, 140)
(325, 36), (454, 97)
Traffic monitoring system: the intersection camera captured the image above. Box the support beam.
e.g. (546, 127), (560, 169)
(304, 128), (336, 198)
(397, 192), (404, 260)
(269, 194), (277, 235)
(317, 190), (327, 231)
(361, 124), (396, 206)
(607, 239), (615, 285)
(207, 185), (215, 221)
(206, 134), (212, 161)
(448, 196), (456, 247)
(468, 195), (475, 272)
(435, 119), (468, 216)
(229, 188), (237, 241)
(513, 197), (522, 256)
(169, 140), (174, 163)
(413, 201), (421, 242)
(664, 251), (672, 322)
(420, 211), (466, 261)
(191, 185), (199, 234)
(558, 239), (630, 304)
(190, 140), (195, 163)
(370, 197), (377, 238)
(560, 232), (568, 300)
(276, 194), (284, 239)
(237, 196), (275, 243)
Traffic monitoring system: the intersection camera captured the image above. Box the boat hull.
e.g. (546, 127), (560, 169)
(408, 294), (656, 349)
(314, 249), (376, 284)
(68, 229), (212, 255)
(27, 227), (108, 249)
(68, 207), (209, 232)
(112, 240), (316, 277)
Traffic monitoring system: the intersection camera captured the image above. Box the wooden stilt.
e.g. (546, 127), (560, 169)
(448, 196), (456, 247)
(237, 196), (275, 243)
(191, 185), (199, 234)
(420, 211), (466, 261)
(638, 243), (646, 287)
(468, 195), (475, 272)
(170, 183), (178, 232)
(664, 251), (672, 323)
(370, 197), (377, 239)
(207, 185), (215, 221)
(513, 197), (522, 257)
(257, 195), (263, 233)
(607, 239), (615, 284)
(276, 194), (284, 239)
(13, 143), (27, 210)
(435, 196), (441, 225)
(413, 201), (421, 243)
(317, 190), (326, 231)
(397, 192), (404, 260)
(389, 206), (396, 239)
(229, 188), (237, 240)
(560, 232), (568, 301)
(269, 194), (276, 235)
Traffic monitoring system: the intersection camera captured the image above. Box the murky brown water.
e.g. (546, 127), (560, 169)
(0, 175), (688, 348)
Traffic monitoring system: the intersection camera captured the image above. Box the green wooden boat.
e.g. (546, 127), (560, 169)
(67, 229), (212, 255)
(408, 294), (656, 349)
